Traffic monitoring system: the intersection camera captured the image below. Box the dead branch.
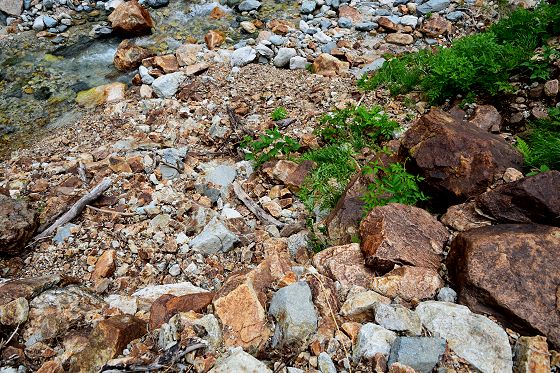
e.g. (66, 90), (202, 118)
(233, 181), (284, 228)
(33, 177), (112, 241)
(86, 205), (136, 217)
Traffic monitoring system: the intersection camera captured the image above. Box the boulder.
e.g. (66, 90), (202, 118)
(0, 195), (38, 256)
(388, 337), (446, 373)
(0, 0), (23, 15)
(108, 0), (154, 36)
(0, 275), (60, 306)
(399, 109), (523, 206)
(359, 203), (448, 273)
(374, 304), (422, 336)
(113, 39), (153, 71)
(371, 266), (443, 302)
(151, 72), (186, 98)
(312, 243), (376, 288)
(353, 323), (397, 362)
(447, 224), (560, 348)
(475, 171), (560, 226)
(269, 281), (318, 349)
(416, 301), (513, 373)
(312, 53), (349, 76)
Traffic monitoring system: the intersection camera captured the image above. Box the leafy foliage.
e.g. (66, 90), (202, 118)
(271, 107), (288, 121)
(361, 160), (428, 213)
(241, 127), (301, 167)
(516, 107), (560, 171)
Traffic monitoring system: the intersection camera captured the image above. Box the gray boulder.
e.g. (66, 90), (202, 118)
(375, 303), (422, 336)
(152, 72), (186, 98)
(388, 337), (446, 373)
(416, 0), (450, 15)
(238, 0), (260, 11)
(273, 48), (297, 68)
(353, 323), (396, 362)
(231, 46), (256, 67)
(189, 217), (239, 255)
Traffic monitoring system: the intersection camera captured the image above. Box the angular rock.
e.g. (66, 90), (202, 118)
(306, 273), (340, 338)
(149, 292), (214, 329)
(76, 82), (126, 107)
(513, 336), (550, 373)
(152, 54), (179, 73)
(353, 323), (397, 361)
(312, 243), (376, 288)
(318, 352), (337, 373)
(176, 43), (202, 66)
(92, 249), (116, 280)
(416, 0), (450, 15)
(231, 46), (257, 67)
(300, 0), (316, 13)
(371, 266), (443, 302)
(209, 347), (272, 373)
(205, 30), (225, 50)
(399, 109), (523, 205)
(238, 0), (260, 11)
(269, 281), (318, 349)
(0, 195), (38, 256)
(132, 282), (208, 309)
(0, 275), (60, 306)
(475, 171), (560, 226)
(374, 303), (421, 336)
(262, 159), (315, 192)
(69, 315), (146, 372)
(388, 336), (446, 373)
(151, 72), (186, 98)
(469, 105), (502, 132)
(419, 14), (451, 37)
(359, 203), (448, 273)
(416, 301), (513, 373)
(386, 33), (414, 45)
(312, 53), (349, 76)
(36, 361), (64, 373)
(113, 39), (153, 71)
(189, 217), (239, 255)
(0, 297), (29, 325)
(290, 56), (308, 70)
(378, 16), (399, 32)
(108, 0), (154, 36)
(0, 0), (22, 15)
(273, 48), (297, 68)
(447, 224), (560, 348)
(544, 79), (559, 97)
(340, 289), (390, 322)
(440, 202), (491, 232)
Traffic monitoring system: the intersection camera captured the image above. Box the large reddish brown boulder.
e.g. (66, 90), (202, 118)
(113, 40), (154, 71)
(0, 195), (38, 256)
(360, 203), (448, 274)
(447, 224), (560, 348)
(149, 292), (214, 329)
(399, 109), (523, 205)
(108, 0), (154, 36)
(475, 171), (560, 226)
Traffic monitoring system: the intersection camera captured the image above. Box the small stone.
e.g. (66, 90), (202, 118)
(108, 0), (154, 36)
(385, 33), (414, 45)
(416, 0), (450, 15)
(338, 17), (352, 28)
(301, 0), (316, 13)
(544, 79), (559, 97)
(436, 287), (457, 303)
(0, 195), (38, 256)
(151, 72), (186, 98)
(353, 323), (397, 361)
(33, 16), (45, 31)
(355, 22), (377, 31)
(240, 20), (257, 33)
(189, 217), (239, 255)
(312, 53), (349, 76)
(0, 297), (29, 325)
(205, 30), (225, 50)
(290, 56), (308, 69)
(238, 0), (260, 11)
(92, 249), (117, 280)
(318, 352), (337, 373)
(340, 290), (390, 322)
(513, 336), (550, 373)
(209, 347), (272, 372)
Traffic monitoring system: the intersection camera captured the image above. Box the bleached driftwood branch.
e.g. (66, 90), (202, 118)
(232, 181), (284, 228)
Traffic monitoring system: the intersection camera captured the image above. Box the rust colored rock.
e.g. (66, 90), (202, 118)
(338, 5), (363, 23)
(113, 39), (154, 71)
(447, 224), (560, 348)
(153, 54), (179, 74)
(149, 292), (214, 329)
(475, 171), (560, 226)
(204, 30), (225, 50)
(378, 16), (399, 32)
(108, 0), (154, 36)
(399, 109), (523, 205)
(312, 53), (350, 76)
(284, 160), (316, 191)
(419, 14), (451, 36)
(70, 314), (147, 372)
(371, 266), (443, 302)
(307, 273), (340, 338)
(440, 202), (492, 232)
(513, 336), (550, 373)
(36, 361), (64, 373)
(469, 105), (502, 133)
(360, 203), (448, 273)
(0, 194), (38, 256)
(385, 33), (414, 45)
(312, 243), (376, 288)
(389, 363), (419, 373)
(92, 249), (117, 280)
(262, 159), (316, 191)
(0, 275), (60, 306)
(209, 6), (226, 19)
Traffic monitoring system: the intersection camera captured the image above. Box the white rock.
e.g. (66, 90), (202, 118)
(273, 47), (297, 68)
(151, 72), (186, 98)
(353, 323), (396, 361)
(132, 282), (208, 303)
(230, 46), (256, 67)
(105, 294), (138, 315)
(290, 56), (308, 70)
(209, 347), (272, 373)
(32, 16), (45, 31)
(189, 217), (239, 254)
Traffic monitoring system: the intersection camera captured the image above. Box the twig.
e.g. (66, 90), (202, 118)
(86, 205), (136, 217)
(126, 343), (207, 372)
(232, 181), (284, 228)
(0, 324), (20, 351)
(33, 177), (113, 241)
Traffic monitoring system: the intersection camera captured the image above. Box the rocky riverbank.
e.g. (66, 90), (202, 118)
(1, 0), (560, 371)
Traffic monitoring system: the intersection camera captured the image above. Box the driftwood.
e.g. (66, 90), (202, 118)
(33, 177), (112, 241)
(232, 181), (284, 228)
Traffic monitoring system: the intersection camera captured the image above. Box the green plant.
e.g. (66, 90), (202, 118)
(521, 46), (559, 81)
(271, 107), (288, 121)
(516, 107), (560, 171)
(361, 160), (428, 213)
(241, 127), (301, 167)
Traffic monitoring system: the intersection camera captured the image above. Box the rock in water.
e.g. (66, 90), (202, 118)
(108, 0), (154, 36)
(416, 301), (513, 373)
(113, 39), (153, 71)
(475, 170), (560, 226)
(359, 203), (448, 273)
(447, 224), (560, 348)
(269, 281), (318, 349)
(0, 195), (38, 256)
(399, 109), (523, 206)
(209, 347), (272, 372)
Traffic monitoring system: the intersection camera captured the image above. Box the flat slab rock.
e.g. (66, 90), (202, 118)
(0, 194), (38, 256)
(447, 223), (560, 349)
(359, 203), (448, 273)
(399, 109), (523, 206)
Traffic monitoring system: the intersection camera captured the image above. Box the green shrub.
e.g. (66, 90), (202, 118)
(361, 160), (428, 213)
(271, 107), (288, 121)
(516, 107), (560, 171)
(241, 127), (300, 167)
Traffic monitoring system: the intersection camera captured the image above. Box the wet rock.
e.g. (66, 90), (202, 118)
(0, 195), (38, 256)
(69, 315), (146, 372)
(371, 266), (443, 302)
(205, 30), (225, 50)
(231, 46), (257, 67)
(419, 14), (451, 37)
(108, 0), (154, 36)
(340, 289), (390, 322)
(374, 304), (421, 336)
(76, 82), (126, 107)
(0, 297), (29, 325)
(399, 109), (523, 205)
(152, 72), (186, 98)
(447, 224), (560, 348)
(176, 43), (202, 66)
(269, 281), (318, 349)
(386, 33), (414, 45)
(388, 336), (446, 373)
(416, 301), (513, 373)
(24, 286), (105, 347)
(0, 276), (60, 306)
(113, 40), (153, 71)
(416, 0), (450, 15)
(513, 336), (550, 373)
(475, 171), (560, 226)
(312, 243), (375, 288)
(274, 47), (297, 68)
(209, 347), (272, 372)
(189, 217), (239, 255)
(353, 323), (397, 361)
(149, 292), (214, 329)
(312, 53), (349, 76)
(0, 0), (22, 15)
(359, 203), (448, 273)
